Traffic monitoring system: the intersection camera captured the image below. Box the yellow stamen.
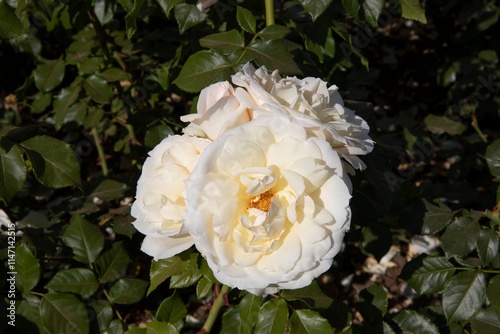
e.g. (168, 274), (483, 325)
(248, 190), (273, 212)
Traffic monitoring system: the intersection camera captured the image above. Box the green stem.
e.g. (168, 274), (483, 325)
(103, 288), (124, 321)
(481, 269), (500, 274)
(265, 0), (275, 26)
(471, 109), (488, 143)
(92, 127), (109, 176)
(201, 285), (230, 333)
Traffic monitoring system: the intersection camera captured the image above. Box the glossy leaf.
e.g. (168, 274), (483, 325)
(289, 309), (334, 334)
(84, 74), (114, 104)
(109, 278), (149, 304)
(254, 298), (288, 334)
(442, 270), (486, 323)
(342, 0), (384, 26)
(393, 310), (439, 334)
(174, 3), (207, 34)
(156, 292), (187, 332)
(45, 268), (99, 299)
(169, 253), (202, 288)
(221, 308), (242, 334)
(424, 114), (467, 135)
(400, 255), (456, 294)
(148, 253), (190, 295)
(21, 135), (82, 188)
(54, 86), (82, 130)
(486, 139), (500, 179)
(199, 29), (245, 54)
(282, 279), (333, 309)
(359, 284), (388, 316)
(236, 6), (256, 34)
(91, 300), (114, 333)
(108, 319), (125, 334)
(144, 124), (174, 148)
(97, 68), (132, 81)
(156, 0), (184, 17)
(477, 228), (499, 266)
(196, 276), (213, 299)
(124, 0), (145, 38)
(15, 243), (40, 292)
(173, 50), (232, 93)
(471, 308), (500, 334)
(16, 294), (43, 334)
(31, 93), (52, 114)
(258, 25), (291, 40)
(248, 39), (301, 75)
(0, 137), (26, 204)
(0, 1), (24, 38)
(90, 179), (129, 201)
(239, 293), (263, 334)
(421, 199), (453, 235)
(34, 59), (65, 93)
(62, 215), (104, 264)
(441, 216), (481, 258)
(487, 275), (500, 311)
(399, 0), (427, 23)
(40, 293), (89, 334)
(94, 0), (117, 25)
(146, 320), (179, 334)
(95, 241), (130, 282)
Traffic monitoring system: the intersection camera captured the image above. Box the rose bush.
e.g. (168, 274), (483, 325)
(131, 135), (211, 260)
(183, 115), (352, 295)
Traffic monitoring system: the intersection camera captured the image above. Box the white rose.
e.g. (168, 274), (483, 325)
(181, 81), (251, 141)
(131, 135), (211, 260)
(232, 63), (375, 170)
(183, 115), (352, 295)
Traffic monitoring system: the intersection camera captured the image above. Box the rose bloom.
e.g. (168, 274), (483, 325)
(131, 135), (211, 260)
(183, 115), (352, 295)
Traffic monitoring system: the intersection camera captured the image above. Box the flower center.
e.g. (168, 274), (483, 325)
(248, 190), (273, 212)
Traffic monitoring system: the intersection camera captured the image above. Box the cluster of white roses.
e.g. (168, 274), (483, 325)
(131, 63), (374, 295)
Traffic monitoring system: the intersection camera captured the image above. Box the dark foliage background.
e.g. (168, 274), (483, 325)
(1, 0), (499, 333)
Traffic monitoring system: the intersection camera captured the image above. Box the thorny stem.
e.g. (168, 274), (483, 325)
(199, 285), (230, 334)
(92, 127), (109, 176)
(265, 0), (275, 26)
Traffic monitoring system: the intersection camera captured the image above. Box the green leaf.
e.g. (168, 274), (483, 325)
(299, 0), (333, 21)
(362, 223), (392, 261)
(127, 327), (147, 334)
(487, 275), (500, 311)
(62, 215), (105, 264)
(91, 300), (114, 333)
(341, 0), (384, 26)
(125, 0), (145, 39)
(392, 310), (439, 334)
(97, 68), (132, 81)
(0, 1), (25, 39)
(486, 139), (500, 179)
(236, 6), (256, 34)
(17, 294), (43, 334)
(90, 179), (129, 201)
(83, 107), (104, 129)
(471, 308), (500, 334)
(40, 293), (89, 334)
(421, 199), (453, 235)
(94, 0), (117, 25)
(169, 253), (202, 288)
(31, 93), (52, 114)
(399, 255), (455, 294)
(282, 279), (333, 309)
(54, 86), (82, 130)
(248, 39), (302, 75)
(221, 308), (242, 334)
(359, 284), (388, 316)
(258, 25), (291, 40)
(146, 320), (179, 334)
(173, 50), (232, 93)
(239, 293), (263, 334)
(109, 278), (149, 304)
(254, 298), (288, 334)
(34, 59), (66, 93)
(200, 30), (245, 54)
(156, 0), (185, 17)
(196, 276), (213, 299)
(477, 228), (499, 266)
(148, 253), (190, 295)
(156, 292), (187, 332)
(442, 270), (486, 323)
(399, 0), (427, 23)
(21, 135), (82, 188)
(289, 309), (333, 334)
(174, 3), (207, 34)
(113, 215), (137, 238)
(424, 114), (467, 136)
(15, 243), (40, 292)
(441, 216), (481, 258)
(95, 241), (130, 282)
(45, 268), (99, 299)
(144, 124), (174, 148)
(108, 319), (126, 334)
(84, 74), (114, 104)
(0, 137), (26, 204)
